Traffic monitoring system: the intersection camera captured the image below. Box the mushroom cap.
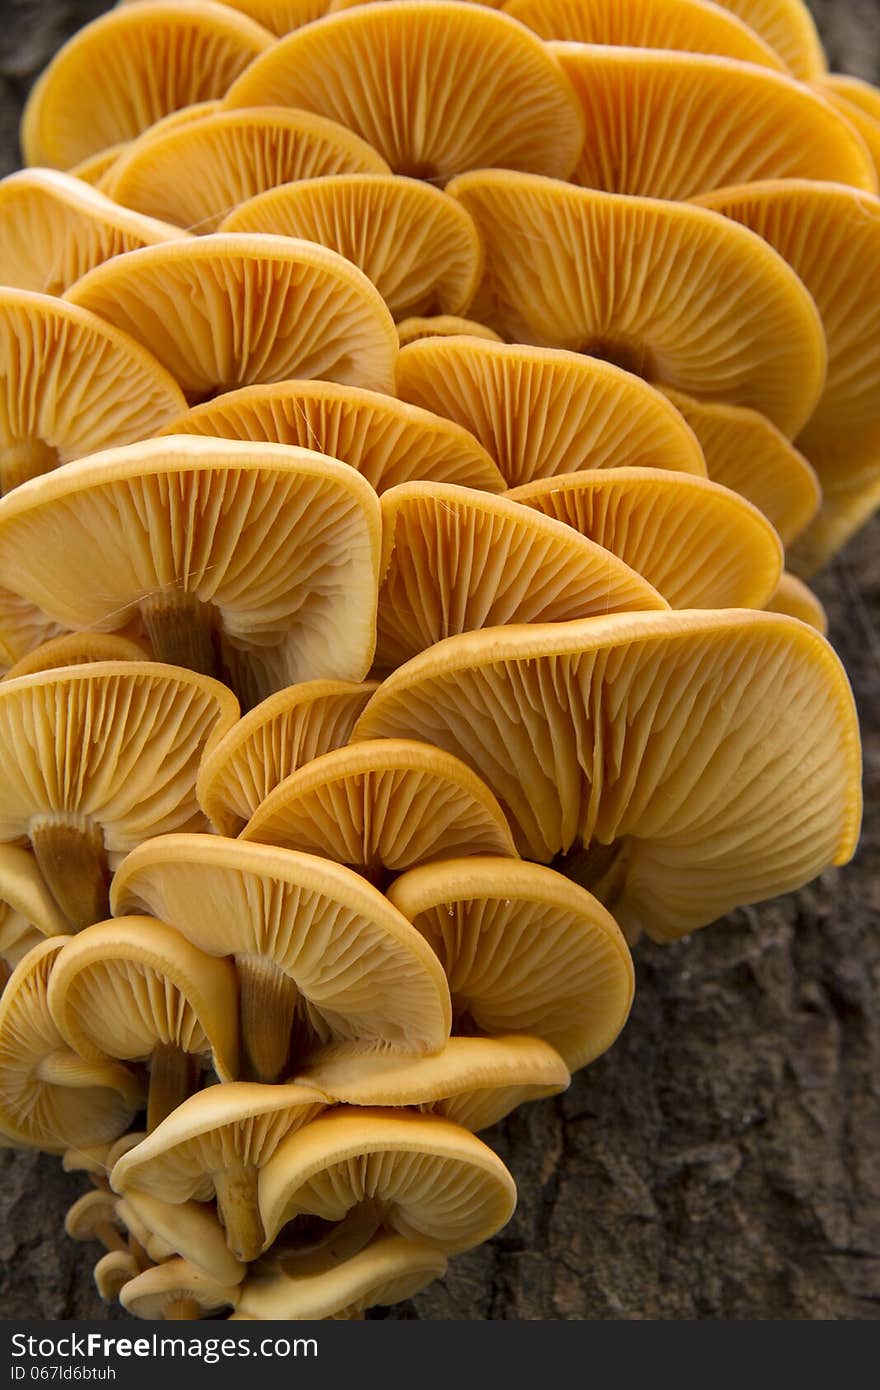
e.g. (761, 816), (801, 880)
(119, 1258), (239, 1318)
(198, 680), (378, 836)
(0, 586), (64, 672)
(240, 738), (519, 870)
(107, 107), (390, 234)
(447, 172), (827, 437)
(816, 86), (880, 183)
(354, 611), (862, 941)
(222, 174), (483, 319)
(387, 858), (633, 1071)
(504, 0), (784, 65)
(111, 1082), (327, 1204)
(0, 289), (186, 491)
(21, 2), (272, 169)
(396, 316), (502, 346)
(712, 0), (826, 80)
(259, 1108), (517, 1253)
(118, 0), (331, 37)
(70, 146), (128, 190)
(659, 387), (820, 546)
(765, 572), (828, 635)
(298, 1034), (569, 1131)
(0, 662), (238, 862)
(0, 437), (382, 690)
(47, 916), (239, 1079)
(65, 234), (398, 400)
(93, 1250), (140, 1303)
(0, 844), (69, 942)
(788, 475), (880, 579)
(375, 481), (667, 666)
(0, 938), (141, 1153)
(234, 1233), (446, 1319)
(61, 1142), (111, 1177)
(111, 835), (452, 1055)
(395, 337), (705, 487)
(2, 633), (150, 682)
(224, 3), (585, 181)
(507, 467), (783, 610)
(117, 1189), (245, 1285)
(0, 916), (43, 972)
(0, 170), (184, 297)
(64, 1189), (124, 1244)
(552, 46), (876, 198)
(160, 380), (504, 495)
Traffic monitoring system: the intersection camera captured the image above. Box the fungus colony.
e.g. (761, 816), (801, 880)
(0, 0), (870, 1321)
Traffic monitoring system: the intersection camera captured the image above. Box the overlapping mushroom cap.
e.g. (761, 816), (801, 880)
(120, 1259), (240, 1320)
(0, 844), (67, 971)
(0, 587), (64, 674)
(816, 75), (880, 178)
(355, 612), (861, 941)
(116, 1188), (245, 1286)
(765, 572), (828, 633)
(65, 235), (398, 400)
(1, 633), (150, 682)
(714, 0), (826, 78)
(396, 316), (502, 347)
(446, 173), (827, 436)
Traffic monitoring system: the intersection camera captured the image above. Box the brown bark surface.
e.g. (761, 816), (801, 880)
(0, 0), (878, 1321)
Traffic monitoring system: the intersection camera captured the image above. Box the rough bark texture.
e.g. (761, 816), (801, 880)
(0, 0), (878, 1322)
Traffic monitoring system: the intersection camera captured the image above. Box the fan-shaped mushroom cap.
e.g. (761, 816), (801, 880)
(396, 316), (502, 347)
(160, 381), (504, 495)
(240, 739), (518, 879)
(0, 170), (184, 297)
(789, 477), (880, 578)
(111, 835), (452, 1082)
(815, 75), (880, 177)
(447, 172), (827, 437)
(62, 1142), (112, 1180)
(259, 1108), (516, 1253)
(66, 234), (397, 400)
(64, 1190), (127, 1252)
(198, 681), (378, 837)
(505, 0), (783, 64)
(234, 1233), (446, 1319)
(222, 174), (483, 319)
(299, 1034), (569, 1132)
(111, 1083), (327, 1262)
(694, 181), (880, 568)
(713, 0), (825, 79)
(21, 2), (272, 169)
(552, 46), (875, 198)
(355, 611), (861, 942)
(94, 1250), (140, 1303)
(224, 3), (585, 181)
(116, 1190), (245, 1285)
(375, 481), (667, 666)
(395, 338), (705, 488)
(2, 633), (150, 682)
(0, 938), (141, 1153)
(0, 437), (381, 693)
(120, 1258), (239, 1319)
(508, 468), (782, 610)
(70, 146), (128, 190)
(387, 859), (632, 1071)
(48, 917), (239, 1129)
(0, 289), (186, 495)
(765, 572), (828, 634)
(0, 662), (237, 929)
(107, 108), (389, 234)
(0, 844), (67, 971)
(119, 0), (331, 37)
(659, 387), (820, 546)
(0, 587), (64, 673)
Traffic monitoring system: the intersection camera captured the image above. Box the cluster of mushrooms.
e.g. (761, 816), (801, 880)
(0, 0), (872, 1321)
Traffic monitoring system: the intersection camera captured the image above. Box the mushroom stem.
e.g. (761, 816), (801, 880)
(30, 814), (110, 931)
(213, 1164), (265, 1263)
(555, 839), (637, 941)
(140, 593), (220, 679)
(237, 955), (298, 1084)
(94, 1222), (129, 1255)
(164, 1298), (201, 1320)
(1, 438), (59, 494)
(147, 1044), (200, 1133)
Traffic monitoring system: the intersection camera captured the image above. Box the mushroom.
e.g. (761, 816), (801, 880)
(354, 610), (862, 942)
(120, 1259), (239, 1320)
(61, 1142), (112, 1186)
(0, 437), (381, 694)
(48, 917), (239, 1131)
(2, 632), (150, 682)
(222, 174), (483, 319)
(64, 1190), (128, 1254)
(0, 661), (238, 928)
(765, 572), (828, 635)
(446, 171), (827, 437)
(0, 938), (141, 1154)
(70, 147), (129, 191)
(71, 100), (227, 194)
(396, 316), (502, 347)
(111, 1083), (327, 1261)
(374, 481), (668, 666)
(712, 0), (826, 79)
(814, 75), (880, 179)
(507, 468), (783, 610)
(160, 380), (503, 495)
(693, 181), (880, 571)
(394, 337), (705, 487)
(659, 387), (820, 547)
(0, 170), (184, 296)
(552, 45), (876, 198)
(94, 1250), (141, 1304)
(65, 234), (398, 400)
(0, 843), (68, 974)
(0, 288), (186, 493)
(198, 680), (378, 837)
(117, 0), (331, 40)
(258, 1108), (517, 1255)
(298, 1034), (570, 1132)
(240, 739), (519, 885)
(223, 3), (585, 181)
(107, 107), (390, 234)
(21, 2), (272, 169)
(116, 1190), (245, 1285)
(111, 835), (451, 1083)
(0, 587), (65, 674)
